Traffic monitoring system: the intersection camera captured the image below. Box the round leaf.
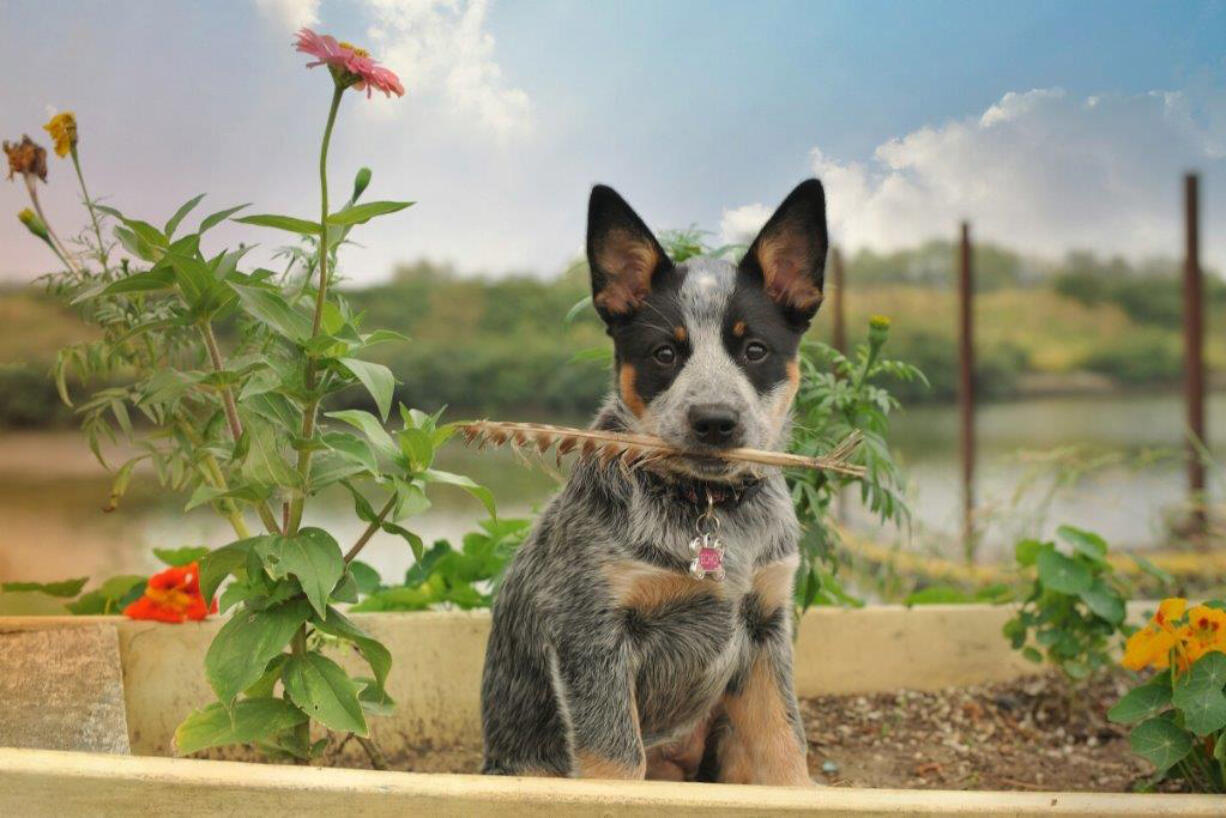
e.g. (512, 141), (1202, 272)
(1036, 548), (1091, 594)
(1129, 716), (1193, 771)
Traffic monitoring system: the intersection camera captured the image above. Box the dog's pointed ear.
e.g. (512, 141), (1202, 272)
(587, 185), (672, 321)
(739, 179), (828, 321)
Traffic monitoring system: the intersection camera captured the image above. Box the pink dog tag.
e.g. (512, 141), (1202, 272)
(689, 533), (726, 581)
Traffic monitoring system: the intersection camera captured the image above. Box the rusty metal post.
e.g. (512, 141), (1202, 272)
(1184, 173), (1206, 534)
(958, 222), (976, 559)
(830, 246), (846, 357)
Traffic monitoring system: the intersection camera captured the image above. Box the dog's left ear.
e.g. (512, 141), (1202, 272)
(739, 179), (828, 322)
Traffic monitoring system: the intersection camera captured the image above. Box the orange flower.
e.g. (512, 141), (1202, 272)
(1122, 597), (1188, 672)
(123, 562), (217, 623)
(1179, 605), (1226, 664)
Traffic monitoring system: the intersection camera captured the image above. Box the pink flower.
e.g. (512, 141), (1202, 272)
(295, 28), (404, 98)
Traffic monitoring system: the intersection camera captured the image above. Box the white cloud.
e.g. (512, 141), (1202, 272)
(718, 202), (772, 245)
(255, 0), (320, 30)
(725, 86), (1226, 266)
(363, 0), (532, 138)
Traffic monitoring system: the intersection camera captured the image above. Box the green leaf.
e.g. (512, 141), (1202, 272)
(164, 193), (206, 238)
(325, 200), (413, 226)
(99, 267), (176, 296)
(339, 358), (396, 421)
(1, 577), (88, 597)
(254, 528), (344, 620)
(234, 214), (321, 235)
(1022, 646), (1043, 663)
(199, 203), (250, 233)
(312, 606), (391, 688)
(66, 575), (147, 614)
(1057, 525), (1110, 566)
(174, 698), (305, 756)
(282, 652), (368, 735)
(204, 597), (310, 705)
(1109, 677), (1173, 725)
(323, 432), (380, 474)
(1131, 554), (1175, 588)
(1078, 579), (1125, 625)
(230, 283), (313, 343)
(200, 538), (264, 601)
(1014, 538), (1045, 567)
(1036, 548), (1091, 594)
(563, 295), (593, 325)
(397, 427), (436, 471)
(1173, 653), (1226, 736)
(154, 546), (211, 567)
(357, 679), (396, 716)
(1129, 716), (1194, 771)
(903, 585), (973, 606)
(421, 469), (496, 519)
(349, 561), (381, 595)
(326, 409), (398, 459)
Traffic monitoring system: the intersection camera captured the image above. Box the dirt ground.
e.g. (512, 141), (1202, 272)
(375, 671), (1159, 792)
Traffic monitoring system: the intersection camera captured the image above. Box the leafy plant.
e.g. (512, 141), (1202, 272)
(352, 517), (530, 611)
(12, 33), (491, 763)
(790, 315), (926, 610)
(1109, 598), (1226, 792)
(1002, 525), (1132, 680)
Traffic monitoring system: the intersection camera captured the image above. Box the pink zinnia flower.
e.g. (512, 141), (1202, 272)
(294, 28), (404, 98)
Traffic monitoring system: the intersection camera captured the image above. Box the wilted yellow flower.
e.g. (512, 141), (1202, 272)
(42, 112), (77, 158)
(3, 135), (48, 182)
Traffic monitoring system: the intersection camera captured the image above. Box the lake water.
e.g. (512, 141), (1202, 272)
(0, 390), (1219, 590)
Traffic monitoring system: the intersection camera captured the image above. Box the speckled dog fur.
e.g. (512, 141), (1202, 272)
(481, 179), (829, 785)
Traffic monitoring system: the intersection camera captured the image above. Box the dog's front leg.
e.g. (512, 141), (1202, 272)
(717, 617), (812, 786)
(552, 636), (646, 779)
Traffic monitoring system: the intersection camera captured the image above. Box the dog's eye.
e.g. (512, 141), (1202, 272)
(652, 344), (677, 365)
(744, 341), (769, 362)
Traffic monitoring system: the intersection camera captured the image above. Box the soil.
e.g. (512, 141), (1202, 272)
(374, 672), (1161, 792)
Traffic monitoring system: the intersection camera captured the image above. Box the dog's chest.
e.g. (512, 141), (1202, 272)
(608, 552), (792, 745)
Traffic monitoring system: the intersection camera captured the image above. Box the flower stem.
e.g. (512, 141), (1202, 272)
(286, 84), (345, 536)
(290, 625), (310, 763)
(344, 494), (396, 563)
(70, 147), (109, 273)
(23, 176), (79, 273)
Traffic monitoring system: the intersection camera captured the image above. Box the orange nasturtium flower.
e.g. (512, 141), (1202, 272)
(42, 112), (77, 158)
(123, 562), (217, 624)
(1179, 604), (1226, 665)
(1122, 598), (1186, 672)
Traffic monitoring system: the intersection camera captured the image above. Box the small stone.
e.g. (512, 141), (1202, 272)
(821, 760), (839, 774)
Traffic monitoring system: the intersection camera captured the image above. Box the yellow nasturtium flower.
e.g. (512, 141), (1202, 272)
(1179, 605), (1226, 664)
(42, 111), (77, 158)
(1122, 597), (1187, 672)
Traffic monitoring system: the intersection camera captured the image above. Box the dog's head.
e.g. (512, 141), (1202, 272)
(587, 179), (827, 479)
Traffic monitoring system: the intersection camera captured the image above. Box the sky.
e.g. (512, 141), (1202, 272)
(1, 0), (1224, 285)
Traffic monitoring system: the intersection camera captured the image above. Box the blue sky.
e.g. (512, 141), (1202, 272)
(1, 0), (1223, 283)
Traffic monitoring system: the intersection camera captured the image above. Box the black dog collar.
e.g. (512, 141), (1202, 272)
(640, 470), (764, 510)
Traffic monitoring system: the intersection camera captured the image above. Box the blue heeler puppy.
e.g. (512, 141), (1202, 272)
(481, 180), (828, 785)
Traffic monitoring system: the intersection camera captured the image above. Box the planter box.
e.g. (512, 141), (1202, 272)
(1, 606), (1221, 816)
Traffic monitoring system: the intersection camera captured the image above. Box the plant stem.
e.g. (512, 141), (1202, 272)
(355, 735), (389, 771)
(290, 626), (310, 763)
(23, 175), (80, 273)
(70, 147), (109, 273)
(199, 321), (282, 535)
(286, 84), (345, 536)
(344, 494), (397, 563)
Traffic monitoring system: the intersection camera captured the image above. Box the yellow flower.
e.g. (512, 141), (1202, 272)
(1123, 623), (1178, 671)
(42, 112), (77, 158)
(1154, 597), (1187, 628)
(1179, 605), (1226, 664)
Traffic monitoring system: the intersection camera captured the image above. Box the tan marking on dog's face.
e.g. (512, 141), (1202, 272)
(603, 560), (723, 611)
(753, 554), (800, 613)
(619, 364), (647, 417)
(719, 656), (811, 786)
(732, 320), (747, 337)
(674, 325), (687, 342)
(575, 751), (646, 779)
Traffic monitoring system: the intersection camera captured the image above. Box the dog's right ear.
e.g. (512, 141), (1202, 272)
(587, 185), (672, 321)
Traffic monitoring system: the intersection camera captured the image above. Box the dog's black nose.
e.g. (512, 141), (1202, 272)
(688, 404), (741, 447)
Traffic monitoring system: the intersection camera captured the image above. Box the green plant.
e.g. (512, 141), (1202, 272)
(1002, 525), (1133, 680)
(351, 517), (530, 611)
(790, 315), (926, 610)
(1108, 599), (1226, 792)
(13, 33), (491, 764)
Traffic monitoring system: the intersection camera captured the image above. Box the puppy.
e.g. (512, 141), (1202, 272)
(480, 179), (828, 785)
